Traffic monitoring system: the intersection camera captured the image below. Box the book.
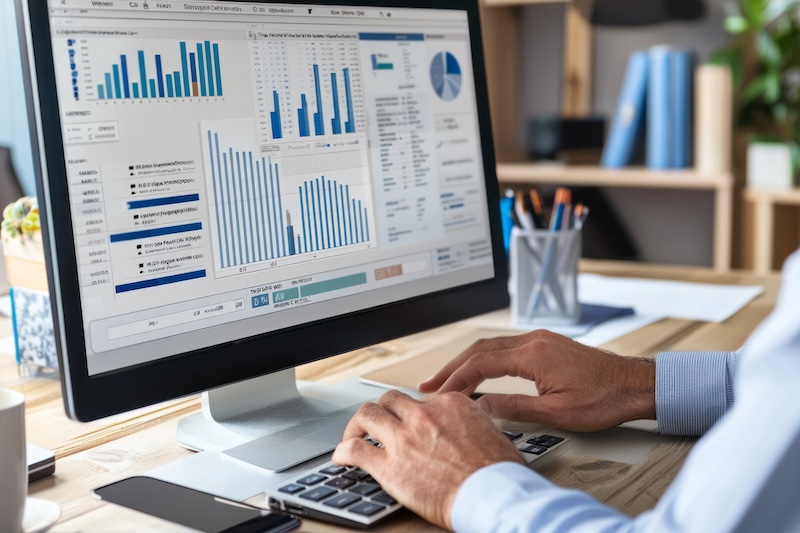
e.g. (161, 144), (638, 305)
(670, 50), (694, 168)
(601, 51), (649, 168)
(694, 64), (732, 173)
(647, 46), (672, 169)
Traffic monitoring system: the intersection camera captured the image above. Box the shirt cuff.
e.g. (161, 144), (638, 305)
(655, 351), (739, 436)
(451, 462), (554, 533)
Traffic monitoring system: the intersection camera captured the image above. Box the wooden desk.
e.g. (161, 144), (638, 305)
(0, 263), (781, 532)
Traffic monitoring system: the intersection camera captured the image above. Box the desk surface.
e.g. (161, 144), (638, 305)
(0, 262), (782, 532)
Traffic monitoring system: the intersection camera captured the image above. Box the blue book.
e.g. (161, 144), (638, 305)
(601, 51), (649, 169)
(647, 46), (672, 169)
(670, 50), (693, 168)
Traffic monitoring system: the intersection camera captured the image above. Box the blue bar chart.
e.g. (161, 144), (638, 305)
(205, 127), (372, 270)
(250, 37), (364, 142)
(94, 40), (224, 101)
(67, 39), (79, 101)
(291, 64), (357, 138)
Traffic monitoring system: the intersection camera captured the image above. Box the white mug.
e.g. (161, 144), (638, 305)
(0, 388), (27, 533)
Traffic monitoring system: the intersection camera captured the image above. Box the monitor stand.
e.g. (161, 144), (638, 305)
(176, 368), (373, 472)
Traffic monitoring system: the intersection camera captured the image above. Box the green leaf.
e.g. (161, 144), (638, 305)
(764, 71), (782, 102)
(790, 143), (800, 173)
(742, 0), (767, 25)
(757, 30), (782, 66)
(724, 15), (749, 34)
(742, 74), (770, 104)
(772, 102), (789, 122)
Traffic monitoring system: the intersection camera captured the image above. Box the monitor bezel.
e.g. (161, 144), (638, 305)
(19, 0), (509, 422)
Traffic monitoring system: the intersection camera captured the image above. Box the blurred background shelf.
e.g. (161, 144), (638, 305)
(496, 164), (733, 271)
(497, 164), (733, 189)
(479, 0), (736, 271)
(744, 188), (800, 275)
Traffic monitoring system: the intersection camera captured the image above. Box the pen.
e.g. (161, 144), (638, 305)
(575, 204), (590, 230)
(528, 189), (549, 230)
(549, 188), (570, 231)
(570, 203), (583, 230)
(515, 190), (534, 231)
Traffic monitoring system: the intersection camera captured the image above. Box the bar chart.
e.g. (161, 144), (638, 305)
(370, 53), (394, 71)
(249, 36), (365, 143)
(204, 125), (373, 271)
(293, 64), (357, 137)
(93, 40), (224, 101)
(67, 39), (79, 101)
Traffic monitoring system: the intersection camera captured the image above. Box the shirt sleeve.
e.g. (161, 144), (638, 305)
(450, 462), (632, 533)
(655, 350), (741, 436)
(450, 251), (800, 533)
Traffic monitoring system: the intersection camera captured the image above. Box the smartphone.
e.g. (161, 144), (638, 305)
(93, 476), (301, 533)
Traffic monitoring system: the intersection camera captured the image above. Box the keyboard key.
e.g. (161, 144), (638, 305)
(320, 465), (347, 475)
(325, 477), (356, 489)
(343, 469), (371, 481)
(372, 491), (397, 505)
(323, 492), (363, 509)
(297, 473), (327, 486)
(299, 486), (338, 502)
(503, 430), (524, 441)
(349, 502), (386, 516)
(526, 435), (564, 448)
(350, 483), (381, 496)
(521, 444), (547, 455)
(278, 483), (305, 495)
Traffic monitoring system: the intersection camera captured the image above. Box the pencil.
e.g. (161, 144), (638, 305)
(528, 189), (548, 229)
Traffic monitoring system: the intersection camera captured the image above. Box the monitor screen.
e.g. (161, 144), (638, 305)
(19, 0), (507, 422)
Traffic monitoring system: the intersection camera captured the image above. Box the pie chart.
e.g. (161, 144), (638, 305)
(430, 52), (462, 101)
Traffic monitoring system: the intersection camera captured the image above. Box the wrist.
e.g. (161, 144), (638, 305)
(619, 357), (656, 420)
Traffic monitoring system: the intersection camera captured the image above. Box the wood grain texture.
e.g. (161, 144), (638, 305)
(1, 264), (779, 532)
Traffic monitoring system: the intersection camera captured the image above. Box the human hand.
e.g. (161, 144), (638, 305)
(418, 329), (656, 432)
(332, 390), (523, 530)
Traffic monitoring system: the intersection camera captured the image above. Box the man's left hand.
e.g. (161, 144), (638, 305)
(332, 389), (524, 530)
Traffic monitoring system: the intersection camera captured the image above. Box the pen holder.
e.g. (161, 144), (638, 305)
(509, 228), (581, 326)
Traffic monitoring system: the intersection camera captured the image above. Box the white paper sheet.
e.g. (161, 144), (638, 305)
(578, 274), (764, 323)
(461, 308), (664, 347)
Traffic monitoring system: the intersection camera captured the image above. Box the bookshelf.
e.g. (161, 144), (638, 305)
(744, 187), (800, 274)
(479, 0), (735, 271)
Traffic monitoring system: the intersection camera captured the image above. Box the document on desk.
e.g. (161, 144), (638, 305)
(461, 307), (664, 347)
(578, 274), (764, 323)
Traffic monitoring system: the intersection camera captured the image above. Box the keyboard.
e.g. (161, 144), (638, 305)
(265, 430), (568, 528)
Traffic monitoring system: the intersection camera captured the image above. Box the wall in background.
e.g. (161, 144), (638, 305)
(0, 0), (35, 197)
(519, 0), (732, 266)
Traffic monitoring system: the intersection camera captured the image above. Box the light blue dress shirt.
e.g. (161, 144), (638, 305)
(452, 251), (800, 533)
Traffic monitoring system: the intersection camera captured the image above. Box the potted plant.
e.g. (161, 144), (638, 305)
(712, 0), (800, 188)
(1, 196), (48, 291)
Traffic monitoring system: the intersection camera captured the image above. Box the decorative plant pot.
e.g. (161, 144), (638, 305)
(747, 142), (795, 189)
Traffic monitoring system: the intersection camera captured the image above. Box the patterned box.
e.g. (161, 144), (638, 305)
(9, 286), (58, 378)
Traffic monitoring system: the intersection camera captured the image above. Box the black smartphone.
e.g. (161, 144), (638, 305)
(93, 476), (301, 533)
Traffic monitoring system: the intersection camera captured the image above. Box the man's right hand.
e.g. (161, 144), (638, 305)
(418, 329), (657, 432)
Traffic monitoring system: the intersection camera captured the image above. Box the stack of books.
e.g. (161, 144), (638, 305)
(602, 46), (695, 170)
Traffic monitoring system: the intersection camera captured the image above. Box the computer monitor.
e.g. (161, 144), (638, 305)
(17, 0), (507, 470)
